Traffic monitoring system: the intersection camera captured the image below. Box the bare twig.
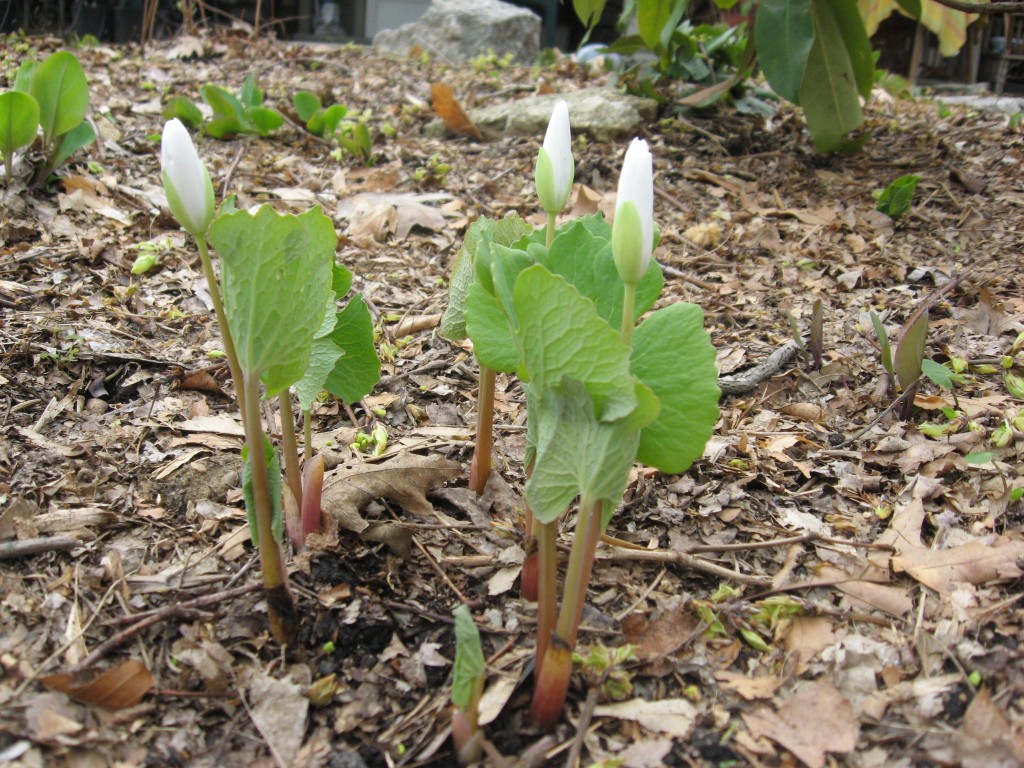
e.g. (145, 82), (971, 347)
(565, 689), (599, 768)
(0, 535), (82, 560)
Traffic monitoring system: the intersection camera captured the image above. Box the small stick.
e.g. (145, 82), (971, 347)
(412, 536), (471, 605)
(76, 583), (260, 669)
(565, 689), (599, 768)
(597, 548), (772, 588)
(0, 535), (82, 560)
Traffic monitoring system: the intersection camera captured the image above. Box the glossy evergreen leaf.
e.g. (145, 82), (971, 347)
(755, 0), (814, 103)
(798, 0), (864, 152)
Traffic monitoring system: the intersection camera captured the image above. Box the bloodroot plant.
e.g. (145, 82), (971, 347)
(160, 119), (379, 645)
(449, 115), (720, 726)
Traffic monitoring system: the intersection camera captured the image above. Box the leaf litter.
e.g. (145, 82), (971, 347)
(1, 30), (1024, 768)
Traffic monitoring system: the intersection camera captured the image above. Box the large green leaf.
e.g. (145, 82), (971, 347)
(513, 266), (639, 422)
(451, 605), (485, 711)
(50, 119), (95, 169)
(293, 294), (342, 412)
(526, 379), (649, 524)
(830, 0), (874, 99)
(465, 282), (520, 371)
(323, 296), (380, 404)
(638, 0), (686, 50)
(162, 95), (204, 130)
(241, 435), (283, 547)
(441, 214), (532, 341)
(538, 218), (663, 331)
(293, 91), (322, 123)
(573, 0), (607, 28)
(210, 205), (337, 397)
(798, 0), (864, 152)
(246, 106), (285, 136)
(755, 0), (814, 104)
(29, 51), (89, 141)
(631, 302), (720, 474)
(0, 91), (39, 157)
(201, 84), (245, 120)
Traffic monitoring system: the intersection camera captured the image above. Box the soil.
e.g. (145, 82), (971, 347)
(2, 28), (1024, 768)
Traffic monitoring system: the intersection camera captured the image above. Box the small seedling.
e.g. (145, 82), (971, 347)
(450, 605), (485, 765)
(293, 90), (349, 139)
(164, 74), (284, 139)
(6, 50), (95, 186)
(875, 173), (922, 220)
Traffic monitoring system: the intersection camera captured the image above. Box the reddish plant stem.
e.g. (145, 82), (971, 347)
(242, 375), (295, 647)
(534, 519), (558, 676)
(555, 496), (603, 646)
(196, 235), (246, 416)
(469, 363), (496, 495)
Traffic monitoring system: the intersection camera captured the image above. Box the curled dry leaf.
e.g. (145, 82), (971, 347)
(318, 452), (462, 535)
(41, 659), (155, 710)
(430, 83), (484, 140)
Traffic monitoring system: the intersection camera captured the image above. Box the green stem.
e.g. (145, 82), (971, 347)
(242, 375), (295, 646)
(534, 519), (558, 675)
(545, 212), (556, 248)
(303, 408), (313, 462)
(620, 280), (637, 348)
(555, 495), (603, 647)
(196, 235), (247, 416)
(278, 391), (302, 515)
(469, 363), (496, 495)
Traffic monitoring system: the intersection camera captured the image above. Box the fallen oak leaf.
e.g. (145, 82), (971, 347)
(319, 451), (461, 535)
(430, 83), (484, 140)
(41, 659), (154, 710)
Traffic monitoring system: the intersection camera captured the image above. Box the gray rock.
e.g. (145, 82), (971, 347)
(469, 88), (659, 142)
(373, 0), (540, 65)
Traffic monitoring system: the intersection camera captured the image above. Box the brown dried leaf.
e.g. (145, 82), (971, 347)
(593, 698), (698, 738)
(622, 605), (700, 661)
(430, 83), (484, 140)
(41, 659), (155, 710)
(714, 670), (784, 700)
(320, 452), (462, 534)
(742, 679), (857, 768)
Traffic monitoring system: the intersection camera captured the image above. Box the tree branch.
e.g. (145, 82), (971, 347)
(922, 0), (1024, 15)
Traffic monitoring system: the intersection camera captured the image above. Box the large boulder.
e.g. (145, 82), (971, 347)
(373, 0), (541, 65)
(470, 88), (659, 142)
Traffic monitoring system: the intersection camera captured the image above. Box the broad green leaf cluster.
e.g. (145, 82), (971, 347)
(0, 50), (95, 185)
(293, 91), (374, 163)
(450, 211), (719, 526)
(164, 73), (284, 139)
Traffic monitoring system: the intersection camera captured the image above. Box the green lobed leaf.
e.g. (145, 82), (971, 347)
(451, 605), (486, 711)
(293, 294), (343, 411)
(441, 213), (531, 341)
(526, 378), (651, 524)
(512, 265), (638, 422)
(465, 282), (520, 371)
(241, 435), (283, 547)
(332, 262), (354, 297)
(210, 205), (337, 397)
(631, 302), (720, 474)
(162, 95), (204, 130)
(538, 218), (663, 331)
(29, 51), (89, 142)
(894, 310), (929, 392)
(324, 295), (381, 404)
(293, 90), (322, 123)
(798, 0), (864, 153)
(755, 0), (814, 104)
(0, 91), (40, 157)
